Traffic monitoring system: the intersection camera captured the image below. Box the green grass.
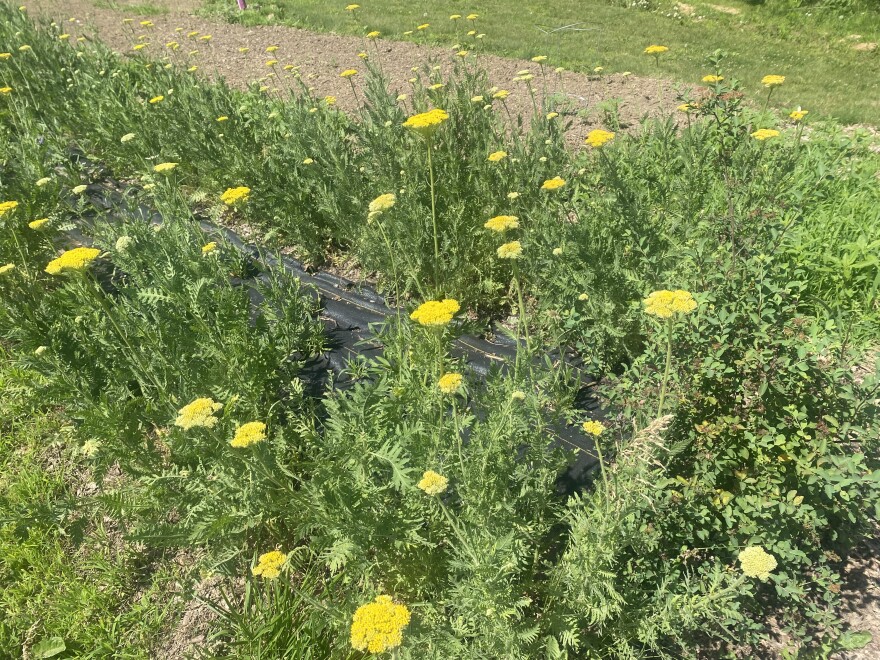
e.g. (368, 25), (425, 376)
(202, 0), (880, 125)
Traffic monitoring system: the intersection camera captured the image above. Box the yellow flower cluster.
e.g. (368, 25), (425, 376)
(220, 186), (251, 205)
(0, 200), (19, 216)
(367, 31), (380, 38)
(149, 95), (164, 104)
(202, 242), (217, 254)
(487, 150), (507, 162)
(541, 176), (566, 191)
(484, 215), (519, 232)
(350, 595), (411, 654)
(789, 109), (808, 122)
(497, 240), (522, 259)
(761, 74), (785, 87)
(45, 247), (101, 275)
(153, 162), (178, 173)
(438, 373), (463, 394)
(492, 89), (509, 100)
(410, 299), (460, 326)
(582, 420), (605, 436)
(751, 128), (780, 141)
(702, 74), (723, 83)
(0, 264), (15, 276)
(417, 470), (449, 495)
(368, 193), (396, 217)
(585, 129), (615, 149)
(0, 86), (12, 94)
(252, 549), (286, 579)
(643, 289), (697, 318)
(174, 397), (223, 430)
(402, 108), (449, 137)
(644, 45), (668, 55)
(340, 68), (358, 78)
(738, 546), (777, 581)
(28, 218), (49, 229)
(231, 421), (267, 448)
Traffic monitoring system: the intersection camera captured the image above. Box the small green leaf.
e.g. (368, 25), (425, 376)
(838, 630), (872, 650)
(32, 637), (66, 659)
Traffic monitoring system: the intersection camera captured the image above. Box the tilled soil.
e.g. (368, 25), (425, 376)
(30, 0), (686, 147)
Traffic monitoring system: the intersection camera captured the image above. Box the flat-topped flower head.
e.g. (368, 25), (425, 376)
(367, 31), (380, 38)
(28, 218), (50, 230)
(644, 45), (668, 55)
(531, 55), (547, 63)
(484, 215), (519, 232)
(351, 595), (411, 654)
(0, 264), (15, 276)
(702, 74), (723, 83)
(677, 103), (696, 113)
(45, 247), (101, 275)
(751, 128), (780, 141)
(738, 546), (777, 581)
(0, 53), (12, 59)
(174, 397), (223, 430)
(149, 95), (164, 104)
(252, 549), (286, 579)
(466, 13), (479, 20)
(231, 421), (267, 447)
(585, 129), (615, 148)
(492, 89), (509, 100)
(0, 200), (19, 217)
(643, 289), (697, 318)
(0, 86), (12, 94)
(153, 162), (178, 173)
(410, 299), (460, 326)
(789, 108), (808, 122)
(201, 242), (217, 255)
(582, 420), (605, 436)
(402, 108), (449, 137)
(345, 3), (360, 10)
(221, 186), (251, 205)
(541, 176), (566, 191)
(761, 74), (785, 87)
(368, 193), (396, 219)
(497, 240), (522, 259)
(340, 68), (358, 78)
(417, 470), (449, 495)
(417, 23), (430, 30)
(487, 150), (507, 162)
(438, 373), (463, 394)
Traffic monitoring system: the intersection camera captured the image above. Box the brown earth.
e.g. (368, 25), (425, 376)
(30, 0), (686, 147)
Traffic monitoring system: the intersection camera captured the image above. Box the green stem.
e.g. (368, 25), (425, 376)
(657, 317), (674, 417)
(426, 135), (440, 293)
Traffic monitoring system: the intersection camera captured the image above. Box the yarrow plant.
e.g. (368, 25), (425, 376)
(220, 186), (251, 206)
(484, 215), (519, 232)
(44, 247), (101, 275)
(643, 290), (697, 415)
(252, 549), (286, 580)
(174, 397), (223, 430)
(417, 470), (449, 495)
(738, 546), (777, 581)
(350, 595), (411, 654)
(230, 421), (267, 447)
(585, 129), (615, 149)
(437, 372), (463, 394)
(410, 299), (460, 327)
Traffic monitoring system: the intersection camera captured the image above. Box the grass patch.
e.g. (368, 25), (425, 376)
(202, 0), (880, 124)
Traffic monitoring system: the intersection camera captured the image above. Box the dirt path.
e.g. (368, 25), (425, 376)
(29, 0), (685, 146)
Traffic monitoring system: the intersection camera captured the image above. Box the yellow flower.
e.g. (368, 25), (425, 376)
(541, 176), (566, 191)
(410, 299), (460, 326)
(265, 59), (278, 67)
(582, 420), (605, 436)
(345, 3), (360, 10)
(140, 20), (153, 26)
(0, 53), (12, 59)
(220, 186), (251, 205)
(0, 86), (13, 94)
(677, 103), (695, 113)
(174, 397), (223, 430)
(238, 47), (249, 53)
(45, 247), (101, 275)
(18, 45), (32, 52)
(303, 158), (314, 165)
(166, 41), (180, 50)
(761, 74), (785, 87)
(751, 128), (780, 141)
(546, 112), (558, 119)
(484, 215), (518, 232)
(585, 129), (615, 148)
(252, 549), (286, 579)
(153, 162), (178, 173)
(738, 546), (777, 581)
(593, 66), (604, 73)
(643, 289), (697, 318)
(187, 30), (199, 38)
(702, 74), (723, 83)
(438, 373), (463, 394)
(72, 184), (88, 195)
(402, 108), (449, 137)
(28, 218), (50, 229)
(59, 34), (70, 40)
(789, 108), (808, 122)
(428, 83), (444, 91)
(466, 13), (478, 20)
(350, 595), (411, 654)
(456, 50), (469, 58)
(450, 14), (461, 19)
(266, 45), (279, 52)
(340, 68), (358, 78)
(492, 89), (509, 100)
(417, 470), (449, 494)
(0, 200), (19, 216)
(497, 241), (522, 259)
(368, 193), (396, 217)
(198, 35), (212, 41)
(149, 95), (164, 104)
(0, 264), (16, 276)
(553, 247), (563, 256)
(201, 242), (217, 254)
(216, 115), (229, 122)
(644, 45), (668, 55)
(531, 55), (547, 63)
(230, 421), (267, 447)
(417, 23), (430, 30)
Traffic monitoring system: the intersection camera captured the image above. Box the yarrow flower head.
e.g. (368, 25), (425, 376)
(350, 595), (411, 654)
(438, 373), (463, 394)
(761, 74), (785, 88)
(368, 193), (396, 220)
(402, 108), (449, 138)
(0, 200), (19, 217)
(497, 240), (522, 259)
(201, 242), (218, 255)
(702, 74), (723, 83)
(0, 264), (15, 276)
(643, 289), (697, 318)
(367, 31), (380, 38)
(153, 162), (178, 173)
(220, 186), (251, 205)
(644, 45), (668, 55)
(231, 421), (267, 447)
(28, 218), (50, 229)
(541, 176), (566, 191)
(484, 215), (519, 232)
(45, 247), (101, 275)
(487, 150), (507, 162)
(345, 3), (360, 10)
(582, 420), (605, 436)
(120, 132), (136, 143)
(0, 86), (12, 94)
(72, 184), (88, 195)
(340, 68), (358, 78)
(789, 108), (808, 122)
(174, 397), (223, 430)
(738, 546), (777, 581)
(492, 89), (509, 100)
(252, 549), (286, 579)
(115, 235), (134, 252)
(417, 470), (449, 495)
(410, 299), (460, 326)
(149, 95), (164, 104)
(751, 128), (780, 141)
(36, 177), (51, 187)
(585, 129), (615, 149)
